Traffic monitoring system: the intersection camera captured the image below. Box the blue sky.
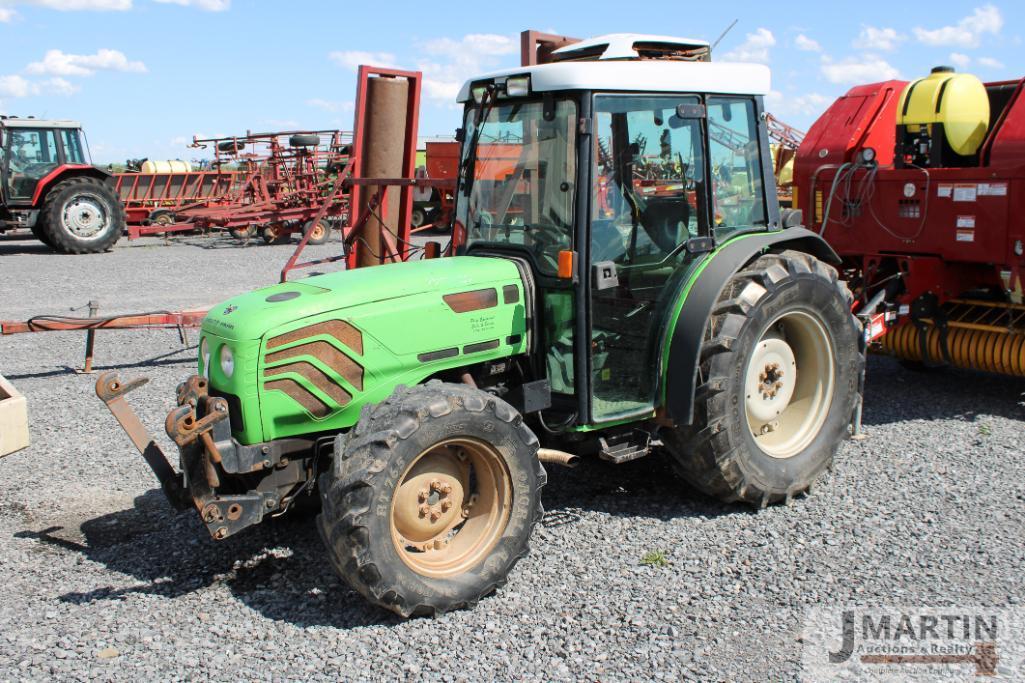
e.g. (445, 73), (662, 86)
(1, 1), (1020, 163)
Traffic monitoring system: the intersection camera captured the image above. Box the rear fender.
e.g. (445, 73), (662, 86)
(30, 164), (113, 206)
(659, 228), (839, 424)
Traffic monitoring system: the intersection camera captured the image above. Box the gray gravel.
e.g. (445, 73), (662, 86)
(1, 232), (1023, 681)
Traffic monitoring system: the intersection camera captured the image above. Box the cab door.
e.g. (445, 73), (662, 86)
(5, 129), (60, 201)
(588, 94), (710, 422)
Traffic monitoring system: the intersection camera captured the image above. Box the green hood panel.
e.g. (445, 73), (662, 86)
(202, 256), (522, 341)
(200, 256), (528, 443)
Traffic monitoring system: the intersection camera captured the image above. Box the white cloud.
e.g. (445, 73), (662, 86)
(978, 56), (1004, 69)
(306, 98), (354, 113)
(0, 7), (14, 20)
(40, 76), (79, 95)
(766, 90), (831, 117)
(821, 55), (900, 84)
(0, 74), (33, 97)
(855, 26), (903, 51)
(0, 74), (79, 97)
(421, 33), (517, 58)
(414, 33), (519, 103)
(329, 50), (399, 71)
(913, 4), (1003, 48)
(794, 34), (821, 52)
(329, 33), (523, 105)
(152, 0), (228, 10)
(26, 48), (146, 76)
(949, 52), (972, 69)
(721, 27), (776, 63)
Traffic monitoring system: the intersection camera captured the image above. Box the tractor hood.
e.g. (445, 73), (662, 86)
(202, 256), (521, 341)
(201, 255), (530, 444)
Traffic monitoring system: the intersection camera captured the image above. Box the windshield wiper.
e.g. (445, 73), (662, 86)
(460, 85), (498, 197)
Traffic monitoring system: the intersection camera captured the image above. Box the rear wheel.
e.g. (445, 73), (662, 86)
(663, 250), (863, 506)
(318, 382), (545, 617)
(229, 225), (257, 241)
(411, 206), (427, 229)
(148, 209), (175, 227)
(261, 223), (289, 244)
(40, 177), (124, 254)
(302, 219), (329, 245)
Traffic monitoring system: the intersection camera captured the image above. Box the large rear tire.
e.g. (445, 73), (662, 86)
(318, 382), (545, 617)
(663, 250), (863, 507)
(39, 177), (124, 254)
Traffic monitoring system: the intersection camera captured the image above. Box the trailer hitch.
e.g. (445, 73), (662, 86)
(95, 371), (189, 510)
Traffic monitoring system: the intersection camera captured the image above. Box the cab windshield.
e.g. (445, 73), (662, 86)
(456, 97), (577, 274)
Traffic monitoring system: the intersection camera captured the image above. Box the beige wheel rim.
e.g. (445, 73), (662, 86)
(390, 438), (511, 579)
(309, 222), (326, 241)
(744, 310), (835, 459)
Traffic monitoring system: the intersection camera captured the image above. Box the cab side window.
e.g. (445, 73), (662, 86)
(7, 129), (59, 199)
(706, 97), (767, 237)
(61, 130), (86, 164)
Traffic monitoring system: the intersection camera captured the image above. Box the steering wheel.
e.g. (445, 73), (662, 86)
(635, 193), (691, 253)
(527, 215), (568, 271)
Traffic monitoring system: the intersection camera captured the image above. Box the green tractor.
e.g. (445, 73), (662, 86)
(98, 34), (864, 617)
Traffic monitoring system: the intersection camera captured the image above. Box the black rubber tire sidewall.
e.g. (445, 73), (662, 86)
(319, 383), (544, 617)
(303, 220), (329, 245)
(40, 177), (124, 254)
(290, 134), (320, 148)
(721, 270), (860, 495)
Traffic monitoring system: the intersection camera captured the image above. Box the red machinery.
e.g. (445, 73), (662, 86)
(130, 129), (354, 244)
(794, 69), (1025, 377)
(115, 166), (241, 228)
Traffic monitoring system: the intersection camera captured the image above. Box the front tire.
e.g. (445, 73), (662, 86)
(664, 250), (863, 506)
(40, 177), (124, 254)
(318, 382), (545, 617)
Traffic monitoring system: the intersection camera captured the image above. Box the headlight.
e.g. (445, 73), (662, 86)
(200, 338), (210, 376)
(220, 345), (234, 378)
(504, 76), (530, 97)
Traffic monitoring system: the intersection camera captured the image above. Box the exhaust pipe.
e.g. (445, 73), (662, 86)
(537, 448), (580, 468)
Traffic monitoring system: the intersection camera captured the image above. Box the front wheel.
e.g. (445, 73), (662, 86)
(40, 177), (124, 254)
(318, 382), (545, 617)
(664, 250), (863, 506)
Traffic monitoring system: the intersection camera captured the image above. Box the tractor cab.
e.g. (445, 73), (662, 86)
(453, 35), (779, 425)
(0, 117), (89, 206)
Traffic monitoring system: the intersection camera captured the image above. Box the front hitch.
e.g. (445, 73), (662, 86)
(94, 371), (189, 510)
(96, 371), (307, 540)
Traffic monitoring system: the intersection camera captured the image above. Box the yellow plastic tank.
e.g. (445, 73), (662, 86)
(896, 67), (990, 156)
(140, 159), (192, 174)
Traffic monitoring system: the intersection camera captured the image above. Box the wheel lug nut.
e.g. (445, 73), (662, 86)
(440, 482), (452, 494)
(429, 510), (441, 522)
(417, 488), (428, 503)
(430, 479), (441, 492)
(441, 500), (453, 512)
(418, 503), (430, 517)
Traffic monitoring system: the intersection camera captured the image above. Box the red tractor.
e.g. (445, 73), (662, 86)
(0, 116), (125, 253)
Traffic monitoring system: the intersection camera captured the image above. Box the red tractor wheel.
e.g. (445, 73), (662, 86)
(39, 176), (124, 254)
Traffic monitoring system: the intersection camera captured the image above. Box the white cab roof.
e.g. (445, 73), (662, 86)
(0, 118), (82, 129)
(457, 60), (771, 102)
(552, 33), (709, 60)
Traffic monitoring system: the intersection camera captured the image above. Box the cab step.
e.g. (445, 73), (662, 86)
(598, 430), (661, 464)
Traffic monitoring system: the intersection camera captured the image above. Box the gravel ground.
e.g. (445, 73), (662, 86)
(1, 232), (1023, 681)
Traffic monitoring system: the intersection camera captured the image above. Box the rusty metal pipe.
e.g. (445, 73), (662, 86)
(537, 448), (580, 468)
